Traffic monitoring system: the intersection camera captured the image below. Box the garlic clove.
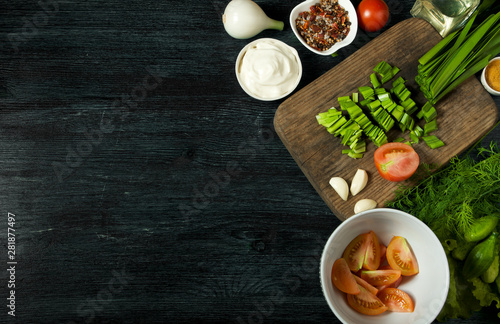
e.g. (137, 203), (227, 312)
(350, 169), (368, 196)
(354, 199), (378, 214)
(329, 177), (349, 201)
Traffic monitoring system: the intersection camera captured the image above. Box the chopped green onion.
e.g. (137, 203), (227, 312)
(392, 76), (406, 88)
(338, 96), (351, 103)
(400, 98), (418, 115)
(424, 118), (438, 135)
(423, 135), (445, 149)
(397, 88), (412, 102)
(391, 105), (405, 122)
(350, 140), (366, 153)
(391, 66), (400, 76)
(340, 99), (358, 111)
(391, 82), (406, 96)
(370, 73), (381, 88)
(417, 102), (437, 122)
(412, 125), (424, 138)
(367, 99), (381, 111)
(372, 107), (395, 132)
(377, 92), (391, 102)
(342, 149), (363, 159)
(374, 61), (399, 84)
(327, 116), (348, 134)
(359, 86), (374, 100)
(359, 98), (371, 107)
(333, 119), (355, 136)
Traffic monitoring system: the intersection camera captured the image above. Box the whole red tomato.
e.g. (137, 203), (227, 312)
(357, 0), (390, 32)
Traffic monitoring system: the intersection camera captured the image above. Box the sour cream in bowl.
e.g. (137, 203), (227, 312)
(235, 38), (302, 101)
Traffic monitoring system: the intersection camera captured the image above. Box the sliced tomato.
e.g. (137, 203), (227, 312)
(347, 285), (388, 315)
(353, 274), (379, 296)
(374, 142), (419, 182)
(376, 266), (403, 290)
(342, 232), (370, 272)
(386, 236), (419, 276)
(331, 258), (360, 295)
(360, 269), (401, 287)
(363, 231), (381, 270)
(377, 288), (415, 312)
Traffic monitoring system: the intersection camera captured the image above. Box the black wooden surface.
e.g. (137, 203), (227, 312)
(0, 1), (499, 323)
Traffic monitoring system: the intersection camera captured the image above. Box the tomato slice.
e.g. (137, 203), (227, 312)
(347, 285), (388, 315)
(377, 288), (415, 312)
(386, 236), (419, 276)
(342, 231), (381, 272)
(376, 266), (403, 290)
(342, 232), (370, 272)
(363, 231), (381, 270)
(374, 142), (419, 182)
(353, 274), (379, 296)
(331, 258), (360, 295)
(360, 269), (401, 287)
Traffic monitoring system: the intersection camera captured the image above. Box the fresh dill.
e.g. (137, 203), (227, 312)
(386, 142), (500, 240)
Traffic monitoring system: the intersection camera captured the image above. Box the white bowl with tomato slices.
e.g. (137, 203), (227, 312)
(320, 208), (449, 324)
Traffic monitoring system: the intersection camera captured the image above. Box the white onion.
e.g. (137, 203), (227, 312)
(222, 0), (284, 39)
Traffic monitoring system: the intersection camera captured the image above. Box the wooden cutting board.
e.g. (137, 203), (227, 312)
(274, 18), (498, 221)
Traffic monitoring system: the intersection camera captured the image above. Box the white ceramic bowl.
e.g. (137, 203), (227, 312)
(481, 57), (500, 96)
(320, 208), (449, 324)
(235, 38), (302, 101)
(290, 0), (358, 56)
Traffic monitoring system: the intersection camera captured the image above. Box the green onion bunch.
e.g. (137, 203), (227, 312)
(416, 10), (500, 104)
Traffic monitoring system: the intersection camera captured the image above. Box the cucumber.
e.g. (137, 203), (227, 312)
(465, 215), (499, 242)
(481, 255), (499, 283)
(463, 232), (498, 279)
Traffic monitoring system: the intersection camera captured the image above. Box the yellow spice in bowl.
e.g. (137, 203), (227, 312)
(485, 60), (500, 92)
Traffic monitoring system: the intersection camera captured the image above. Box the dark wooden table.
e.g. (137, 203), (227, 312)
(1, 1), (499, 323)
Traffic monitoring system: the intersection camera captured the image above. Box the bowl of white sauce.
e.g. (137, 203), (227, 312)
(235, 38), (302, 101)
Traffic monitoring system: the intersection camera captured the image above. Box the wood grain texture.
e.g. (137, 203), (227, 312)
(275, 18), (498, 221)
(0, 1), (499, 323)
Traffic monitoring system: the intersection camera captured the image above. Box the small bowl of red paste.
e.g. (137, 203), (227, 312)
(290, 0), (358, 56)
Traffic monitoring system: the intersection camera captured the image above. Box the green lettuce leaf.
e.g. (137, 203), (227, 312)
(437, 254), (481, 321)
(469, 277), (500, 317)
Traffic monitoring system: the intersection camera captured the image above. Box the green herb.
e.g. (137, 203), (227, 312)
(389, 141), (500, 237)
